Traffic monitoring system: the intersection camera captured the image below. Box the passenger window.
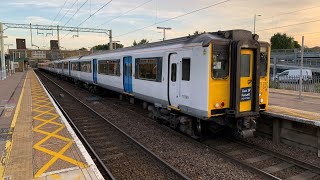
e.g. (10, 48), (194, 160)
(71, 62), (80, 71)
(171, 63), (177, 82)
(81, 61), (91, 73)
(63, 62), (68, 69)
(182, 58), (190, 81)
(241, 54), (250, 77)
(98, 60), (120, 76)
(135, 57), (162, 82)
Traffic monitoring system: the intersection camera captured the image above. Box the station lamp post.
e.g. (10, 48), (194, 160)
(4, 44), (13, 75)
(253, 14), (261, 34)
(157, 27), (172, 41)
(0, 22), (8, 80)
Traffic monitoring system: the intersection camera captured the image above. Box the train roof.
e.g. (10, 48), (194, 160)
(53, 29), (269, 62)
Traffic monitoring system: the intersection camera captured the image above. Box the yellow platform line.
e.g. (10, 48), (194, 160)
(31, 71), (86, 178)
(268, 105), (320, 121)
(0, 71), (28, 179)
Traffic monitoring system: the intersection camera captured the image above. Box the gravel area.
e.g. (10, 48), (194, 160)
(271, 166), (304, 179)
(38, 73), (183, 180)
(252, 158), (282, 170)
(245, 136), (320, 167)
(41, 72), (264, 179)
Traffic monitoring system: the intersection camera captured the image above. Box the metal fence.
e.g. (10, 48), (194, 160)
(269, 75), (320, 93)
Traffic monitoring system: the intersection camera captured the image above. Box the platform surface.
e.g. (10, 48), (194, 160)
(1, 70), (103, 180)
(0, 72), (27, 177)
(265, 88), (320, 125)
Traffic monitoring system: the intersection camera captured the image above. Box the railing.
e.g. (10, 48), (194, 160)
(271, 58), (320, 68)
(270, 75), (320, 93)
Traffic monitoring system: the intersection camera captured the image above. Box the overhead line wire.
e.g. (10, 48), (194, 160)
(63, 0), (89, 27)
(225, 4), (320, 29)
(61, 0), (113, 40)
(257, 18), (320, 32)
(51, 0), (69, 25)
(114, 0), (230, 38)
(58, 0), (78, 24)
(84, 0), (230, 47)
(78, 0), (113, 27)
(94, 0), (153, 28)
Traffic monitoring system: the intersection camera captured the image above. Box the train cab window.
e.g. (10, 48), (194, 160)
(81, 61), (91, 73)
(135, 57), (162, 82)
(98, 60), (120, 76)
(241, 54), (250, 77)
(260, 47), (268, 77)
(212, 49), (229, 79)
(171, 63), (177, 82)
(182, 58), (190, 81)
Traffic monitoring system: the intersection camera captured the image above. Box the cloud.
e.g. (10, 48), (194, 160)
(25, 16), (56, 25)
(3, 0), (320, 48)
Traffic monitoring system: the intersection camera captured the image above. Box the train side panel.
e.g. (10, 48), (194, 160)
(132, 52), (168, 106)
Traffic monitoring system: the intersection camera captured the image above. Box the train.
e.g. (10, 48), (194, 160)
(38, 29), (270, 138)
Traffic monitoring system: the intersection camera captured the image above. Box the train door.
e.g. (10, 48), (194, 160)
(169, 54), (180, 107)
(123, 56), (133, 93)
(239, 49), (254, 112)
(68, 61), (71, 76)
(93, 59), (98, 84)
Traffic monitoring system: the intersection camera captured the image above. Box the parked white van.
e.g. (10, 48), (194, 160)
(278, 69), (313, 83)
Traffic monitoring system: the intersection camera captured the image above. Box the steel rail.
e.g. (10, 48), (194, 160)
(36, 70), (190, 180)
(233, 138), (320, 175)
(36, 72), (115, 180)
(202, 141), (281, 180)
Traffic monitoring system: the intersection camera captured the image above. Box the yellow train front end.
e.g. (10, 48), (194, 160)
(207, 30), (270, 138)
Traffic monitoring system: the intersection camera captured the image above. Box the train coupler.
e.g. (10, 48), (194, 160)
(236, 117), (256, 138)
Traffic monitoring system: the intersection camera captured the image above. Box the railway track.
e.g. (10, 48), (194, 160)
(37, 70), (320, 180)
(204, 138), (320, 180)
(35, 70), (189, 180)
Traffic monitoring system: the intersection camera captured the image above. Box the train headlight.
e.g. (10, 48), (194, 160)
(215, 103), (220, 108)
(259, 92), (262, 97)
(260, 99), (264, 103)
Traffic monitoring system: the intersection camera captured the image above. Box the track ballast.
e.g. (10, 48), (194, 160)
(35, 70), (189, 180)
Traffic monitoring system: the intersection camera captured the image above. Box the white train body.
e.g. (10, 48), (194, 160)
(39, 30), (270, 137)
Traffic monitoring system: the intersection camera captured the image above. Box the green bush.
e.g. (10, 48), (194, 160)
(315, 83), (320, 93)
(269, 80), (280, 89)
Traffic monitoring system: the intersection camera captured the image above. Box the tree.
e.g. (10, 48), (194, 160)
(133, 39), (149, 46)
(92, 43), (124, 50)
(79, 47), (88, 51)
(193, 30), (206, 35)
(293, 41), (301, 48)
(270, 33), (301, 49)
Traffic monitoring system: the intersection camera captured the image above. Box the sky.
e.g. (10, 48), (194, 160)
(1, 0), (320, 51)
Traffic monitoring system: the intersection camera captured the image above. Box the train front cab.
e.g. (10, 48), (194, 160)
(208, 30), (270, 138)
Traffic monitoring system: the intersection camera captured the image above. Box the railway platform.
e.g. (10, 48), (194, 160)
(260, 88), (320, 156)
(266, 88), (320, 125)
(0, 69), (103, 180)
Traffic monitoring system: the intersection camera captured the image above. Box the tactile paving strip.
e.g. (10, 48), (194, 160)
(31, 72), (87, 178)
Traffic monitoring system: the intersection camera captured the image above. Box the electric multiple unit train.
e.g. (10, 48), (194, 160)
(39, 29), (270, 138)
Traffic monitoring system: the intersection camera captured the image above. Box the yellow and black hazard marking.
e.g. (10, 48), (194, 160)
(31, 72), (87, 178)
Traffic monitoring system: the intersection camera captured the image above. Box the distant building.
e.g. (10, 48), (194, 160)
(8, 49), (91, 68)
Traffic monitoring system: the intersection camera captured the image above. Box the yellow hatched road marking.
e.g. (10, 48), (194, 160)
(0, 71), (28, 179)
(31, 71), (86, 178)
